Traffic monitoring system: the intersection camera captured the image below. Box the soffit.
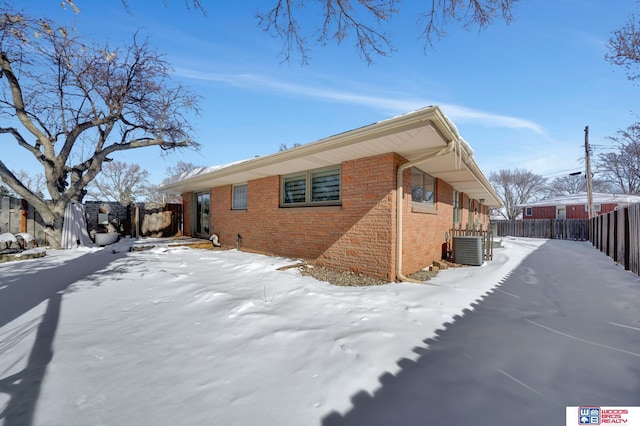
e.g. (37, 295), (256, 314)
(161, 107), (502, 207)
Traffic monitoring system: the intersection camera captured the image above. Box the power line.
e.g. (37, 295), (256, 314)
(542, 168), (584, 179)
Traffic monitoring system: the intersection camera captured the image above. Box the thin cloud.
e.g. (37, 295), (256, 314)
(439, 104), (545, 134)
(176, 68), (544, 133)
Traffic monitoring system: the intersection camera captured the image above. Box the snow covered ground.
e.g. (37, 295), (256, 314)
(0, 237), (546, 425)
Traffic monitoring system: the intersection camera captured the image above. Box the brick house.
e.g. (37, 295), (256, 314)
(519, 193), (640, 220)
(161, 106), (502, 282)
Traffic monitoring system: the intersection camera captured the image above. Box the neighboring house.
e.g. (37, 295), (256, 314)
(161, 106), (502, 282)
(519, 193), (640, 220)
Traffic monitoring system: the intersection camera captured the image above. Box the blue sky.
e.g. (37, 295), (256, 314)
(4, 0), (639, 185)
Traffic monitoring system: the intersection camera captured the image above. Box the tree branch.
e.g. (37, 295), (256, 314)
(0, 52), (50, 147)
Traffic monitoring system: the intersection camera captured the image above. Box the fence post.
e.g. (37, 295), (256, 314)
(624, 207), (631, 271)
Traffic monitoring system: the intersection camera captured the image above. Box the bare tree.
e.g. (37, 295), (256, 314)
(66, 1), (517, 65)
(11, 170), (46, 198)
(0, 185), (14, 197)
(606, 8), (640, 82)
(87, 161), (152, 204)
(63, 0), (206, 15)
(489, 168), (547, 220)
(122, 0), (205, 14)
(548, 173), (615, 196)
(279, 142), (302, 151)
(0, 9), (199, 247)
(597, 124), (640, 195)
(258, 0), (519, 64)
(146, 161), (204, 203)
(604, 10), (640, 194)
(547, 174), (587, 196)
(165, 161), (203, 182)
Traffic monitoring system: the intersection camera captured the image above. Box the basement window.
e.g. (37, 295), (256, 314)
(281, 166), (341, 207)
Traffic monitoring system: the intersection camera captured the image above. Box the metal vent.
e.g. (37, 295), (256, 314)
(453, 236), (483, 266)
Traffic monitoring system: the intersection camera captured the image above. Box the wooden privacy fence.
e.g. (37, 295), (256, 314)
(0, 197), (49, 244)
(449, 225), (494, 261)
(590, 202), (640, 276)
(133, 203), (183, 238)
(0, 197), (183, 245)
(496, 219), (589, 240)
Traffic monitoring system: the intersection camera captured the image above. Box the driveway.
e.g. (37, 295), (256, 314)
(323, 239), (640, 426)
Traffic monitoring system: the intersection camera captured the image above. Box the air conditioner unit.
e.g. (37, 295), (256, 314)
(453, 236), (483, 266)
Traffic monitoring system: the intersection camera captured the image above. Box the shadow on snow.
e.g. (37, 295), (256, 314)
(322, 241), (640, 426)
(0, 249), (128, 425)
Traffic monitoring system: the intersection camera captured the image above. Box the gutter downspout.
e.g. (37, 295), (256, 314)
(395, 142), (455, 283)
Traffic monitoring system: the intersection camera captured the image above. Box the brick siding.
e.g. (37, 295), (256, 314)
(182, 191), (193, 236)
(183, 152), (490, 281)
(524, 203), (620, 220)
(208, 153), (398, 280)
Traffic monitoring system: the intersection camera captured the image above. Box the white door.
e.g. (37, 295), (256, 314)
(557, 207), (566, 220)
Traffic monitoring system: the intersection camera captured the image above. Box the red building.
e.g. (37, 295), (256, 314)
(519, 193), (640, 220)
(161, 107), (502, 282)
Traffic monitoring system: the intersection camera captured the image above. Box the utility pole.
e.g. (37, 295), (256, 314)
(585, 126), (595, 219)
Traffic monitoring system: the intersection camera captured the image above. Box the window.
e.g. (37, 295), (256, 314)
(453, 190), (462, 223)
(411, 168), (435, 205)
(281, 167), (341, 206)
(311, 169), (340, 202)
(525, 207), (532, 216)
(585, 204), (602, 213)
(283, 174), (307, 204)
(232, 184), (247, 210)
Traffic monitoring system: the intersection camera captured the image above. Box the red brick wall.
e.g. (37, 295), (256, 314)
(402, 178), (453, 275)
(183, 191), (193, 236)
(185, 152), (492, 281)
(524, 203), (621, 220)
(401, 177), (491, 275)
(567, 203), (619, 219)
(566, 205), (586, 219)
(209, 153), (399, 281)
(524, 206), (556, 219)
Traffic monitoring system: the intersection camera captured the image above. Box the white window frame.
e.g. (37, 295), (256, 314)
(525, 207), (532, 216)
(281, 166), (341, 207)
(232, 183), (248, 210)
(410, 168), (436, 213)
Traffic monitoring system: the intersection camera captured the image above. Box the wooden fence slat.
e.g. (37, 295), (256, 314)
(628, 204), (640, 275)
(616, 208), (625, 265)
(0, 197), (183, 246)
(496, 219), (589, 241)
(588, 203), (640, 277)
(498, 204), (640, 278)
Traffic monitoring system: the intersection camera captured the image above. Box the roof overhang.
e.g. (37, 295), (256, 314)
(517, 193), (640, 208)
(161, 106), (503, 208)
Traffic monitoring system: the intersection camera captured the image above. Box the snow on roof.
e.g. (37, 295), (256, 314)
(518, 192), (640, 208)
(164, 159), (251, 185)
